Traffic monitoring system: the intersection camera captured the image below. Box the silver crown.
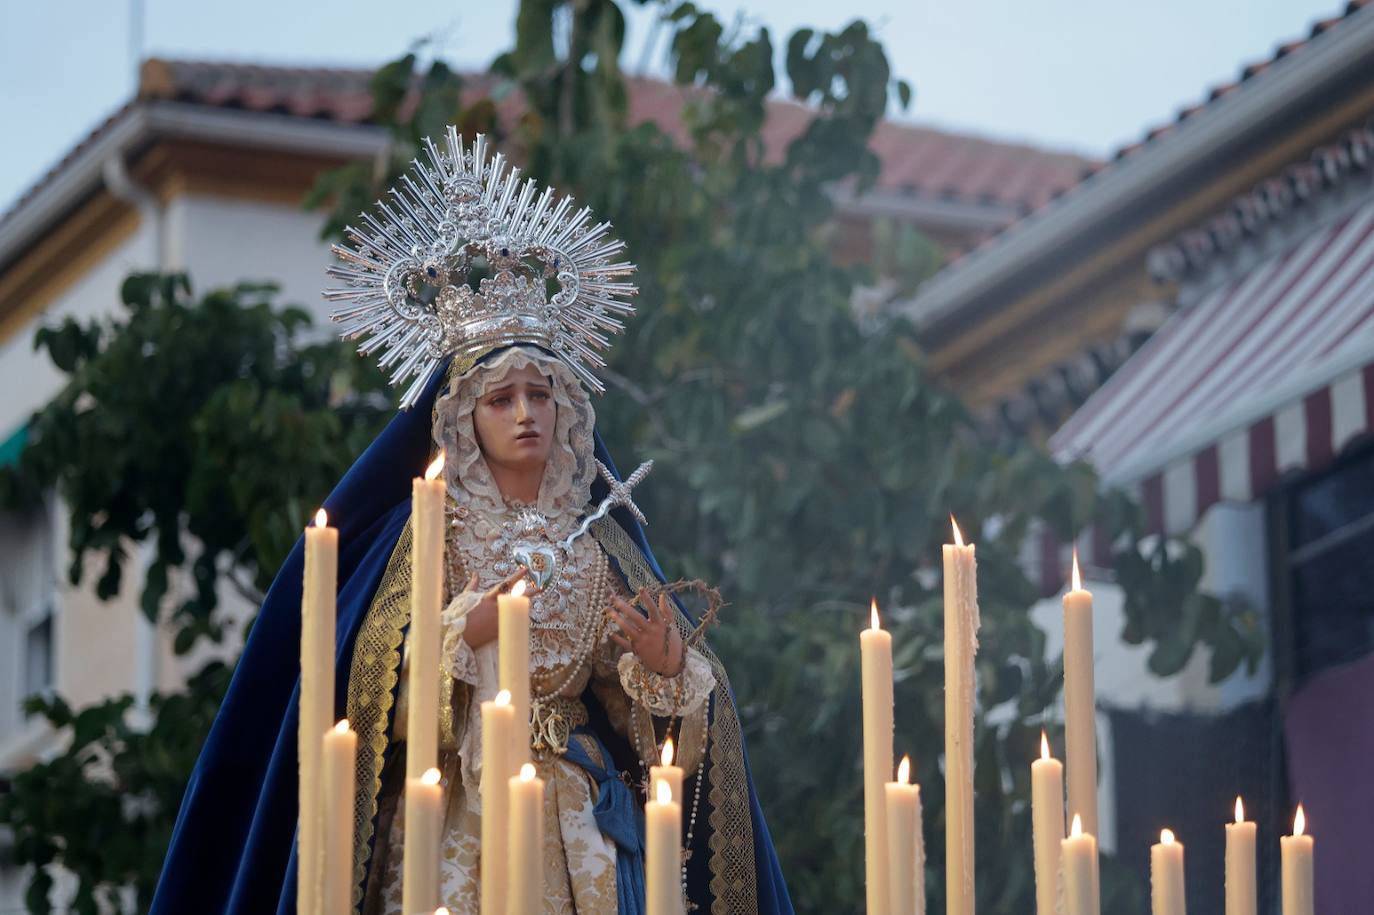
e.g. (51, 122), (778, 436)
(324, 128), (637, 407)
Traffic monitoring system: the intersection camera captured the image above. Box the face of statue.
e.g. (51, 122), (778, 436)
(472, 362), (557, 474)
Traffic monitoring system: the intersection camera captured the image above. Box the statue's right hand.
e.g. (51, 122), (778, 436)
(458, 568), (529, 649)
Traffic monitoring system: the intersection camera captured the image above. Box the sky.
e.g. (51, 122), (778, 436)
(0, 0), (1346, 215)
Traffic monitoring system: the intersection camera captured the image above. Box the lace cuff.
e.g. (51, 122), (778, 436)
(440, 591), (482, 685)
(618, 646), (715, 717)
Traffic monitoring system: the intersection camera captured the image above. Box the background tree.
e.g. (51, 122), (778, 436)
(0, 275), (388, 913)
(310, 2), (1261, 910)
(0, 1), (1263, 912)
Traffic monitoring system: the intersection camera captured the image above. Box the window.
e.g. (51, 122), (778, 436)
(1284, 445), (1374, 681)
(0, 503), (56, 741)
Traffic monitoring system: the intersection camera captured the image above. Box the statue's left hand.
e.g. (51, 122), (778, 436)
(608, 590), (685, 677)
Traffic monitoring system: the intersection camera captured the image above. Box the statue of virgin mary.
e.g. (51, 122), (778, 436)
(149, 130), (794, 914)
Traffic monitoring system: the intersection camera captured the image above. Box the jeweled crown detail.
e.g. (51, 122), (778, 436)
(324, 128), (637, 407)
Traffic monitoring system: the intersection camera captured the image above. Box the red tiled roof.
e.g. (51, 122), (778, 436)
(133, 58), (1091, 213)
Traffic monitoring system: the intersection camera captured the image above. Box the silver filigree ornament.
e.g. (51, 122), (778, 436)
(324, 128), (639, 408)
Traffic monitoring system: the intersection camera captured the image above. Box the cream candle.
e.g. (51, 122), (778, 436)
(299, 507), (337, 915)
(1281, 805), (1314, 915)
(943, 517), (979, 915)
(1151, 829), (1186, 915)
(401, 767), (443, 915)
(1225, 796), (1257, 915)
(480, 690), (515, 915)
(407, 453), (445, 780)
(861, 599), (895, 915)
(885, 755), (925, 915)
(1032, 732), (1065, 915)
(499, 579), (532, 768)
(1062, 814), (1100, 915)
(646, 777), (683, 915)
(1063, 549), (1098, 839)
(650, 737), (684, 806)
(508, 763), (546, 915)
(322, 719), (357, 915)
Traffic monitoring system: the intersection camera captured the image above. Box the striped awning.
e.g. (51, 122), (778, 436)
(1052, 199), (1374, 536)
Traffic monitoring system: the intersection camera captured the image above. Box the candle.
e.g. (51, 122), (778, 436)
(1032, 733), (1065, 915)
(1225, 796), (1257, 915)
(508, 763), (546, 915)
(401, 767), (444, 915)
(1062, 814), (1100, 915)
(480, 690), (515, 915)
(1063, 549), (1098, 839)
(651, 737), (684, 806)
(407, 453), (445, 779)
(499, 579), (532, 768)
(943, 516), (979, 915)
(646, 777), (683, 915)
(322, 719), (357, 915)
(1281, 805), (1314, 915)
(1151, 828), (1186, 915)
(861, 599), (895, 915)
(885, 755), (926, 915)
(299, 507), (337, 915)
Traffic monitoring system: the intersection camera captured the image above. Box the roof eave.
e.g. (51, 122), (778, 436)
(0, 101), (390, 276)
(898, 5), (1374, 334)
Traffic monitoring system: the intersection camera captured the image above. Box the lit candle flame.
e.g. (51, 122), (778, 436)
(1071, 813), (1083, 838)
(1294, 804), (1306, 837)
(511, 579), (528, 599)
(314, 508), (328, 528)
(520, 763), (536, 782)
(656, 779), (672, 804)
(1235, 796), (1245, 824)
(951, 514), (964, 547)
(870, 598), (881, 631)
(661, 738), (675, 767)
(495, 689), (511, 706)
(425, 451), (445, 481)
(1071, 548), (1082, 591)
(1041, 731), (1050, 761)
(896, 754), (910, 784)
(421, 767), (441, 786)
(1161, 828), (1175, 845)
(334, 719), (350, 733)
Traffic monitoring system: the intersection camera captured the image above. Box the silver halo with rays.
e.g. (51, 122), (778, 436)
(324, 128), (638, 408)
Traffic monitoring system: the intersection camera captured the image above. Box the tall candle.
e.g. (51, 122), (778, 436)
(1151, 829), (1186, 915)
(407, 453), (445, 779)
(1062, 814), (1100, 915)
(651, 737), (684, 806)
(499, 580), (532, 767)
(322, 719), (357, 915)
(1032, 733), (1065, 915)
(480, 691), (515, 915)
(1063, 549), (1098, 839)
(943, 517), (979, 915)
(885, 755), (926, 915)
(401, 767), (444, 915)
(508, 763), (546, 915)
(647, 777), (683, 915)
(299, 507), (337, 915)
(1281, 806), (1314, 915)
(861, 599), (895, 915)
(1225, 796), (1257, 915)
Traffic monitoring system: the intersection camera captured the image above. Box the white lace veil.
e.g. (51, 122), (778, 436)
(431, 345), (597, 518)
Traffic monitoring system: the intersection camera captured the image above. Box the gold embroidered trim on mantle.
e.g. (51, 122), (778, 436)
(345, 518), (412, 908)
(589, 517), (759, 915)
